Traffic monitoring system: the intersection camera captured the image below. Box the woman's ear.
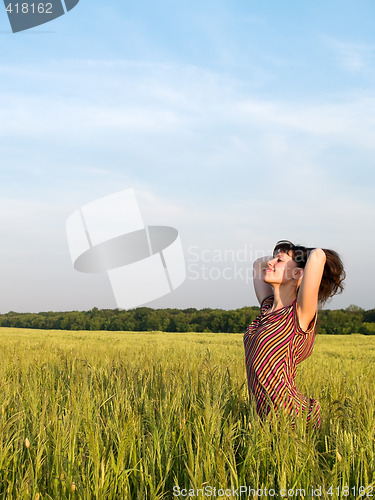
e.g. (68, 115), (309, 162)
(293, 267), (304, 284)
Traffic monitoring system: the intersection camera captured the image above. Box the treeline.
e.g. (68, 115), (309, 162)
(0, 304), (375, 334)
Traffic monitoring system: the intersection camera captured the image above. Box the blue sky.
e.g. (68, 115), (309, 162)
(0, 0), (374, 312)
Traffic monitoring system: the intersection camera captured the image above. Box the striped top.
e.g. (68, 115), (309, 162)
(243, 295), (320, 428)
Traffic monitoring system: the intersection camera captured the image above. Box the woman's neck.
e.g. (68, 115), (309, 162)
(270, 285), (297, 312)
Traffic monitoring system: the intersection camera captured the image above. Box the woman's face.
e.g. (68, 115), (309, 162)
(264, 250), (301, 285)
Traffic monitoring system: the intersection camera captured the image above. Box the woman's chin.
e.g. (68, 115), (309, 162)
(263, 275), (277, 286)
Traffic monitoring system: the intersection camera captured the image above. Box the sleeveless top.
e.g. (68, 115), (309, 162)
(243, 295), (320, 428)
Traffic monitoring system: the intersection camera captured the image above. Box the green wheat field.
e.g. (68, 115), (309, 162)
(0, 328), (374, 499)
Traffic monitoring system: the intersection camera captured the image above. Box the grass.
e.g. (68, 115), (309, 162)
(0, 328), (374, 499)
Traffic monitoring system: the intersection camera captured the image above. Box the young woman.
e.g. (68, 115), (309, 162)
(243, 240), (345, 429)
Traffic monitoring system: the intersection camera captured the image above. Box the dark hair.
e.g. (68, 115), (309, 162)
(273, 240), (346, 305)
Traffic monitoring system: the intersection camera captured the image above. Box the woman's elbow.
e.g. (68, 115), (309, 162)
(310, 248), (326, 263)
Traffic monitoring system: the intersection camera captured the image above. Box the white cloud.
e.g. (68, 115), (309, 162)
(322, 36), (375, 73)
(1, 59), (375, 155)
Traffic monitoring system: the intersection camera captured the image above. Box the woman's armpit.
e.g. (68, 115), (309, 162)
(294, 301), (317, 335)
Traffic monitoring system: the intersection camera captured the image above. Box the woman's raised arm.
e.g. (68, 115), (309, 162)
(296, 248), (326, 331)
(253, 255), (274, 305)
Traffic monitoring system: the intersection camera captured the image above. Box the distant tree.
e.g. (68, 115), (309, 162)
(363, 309), (375, 323)
(0, 303), (373, 334)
